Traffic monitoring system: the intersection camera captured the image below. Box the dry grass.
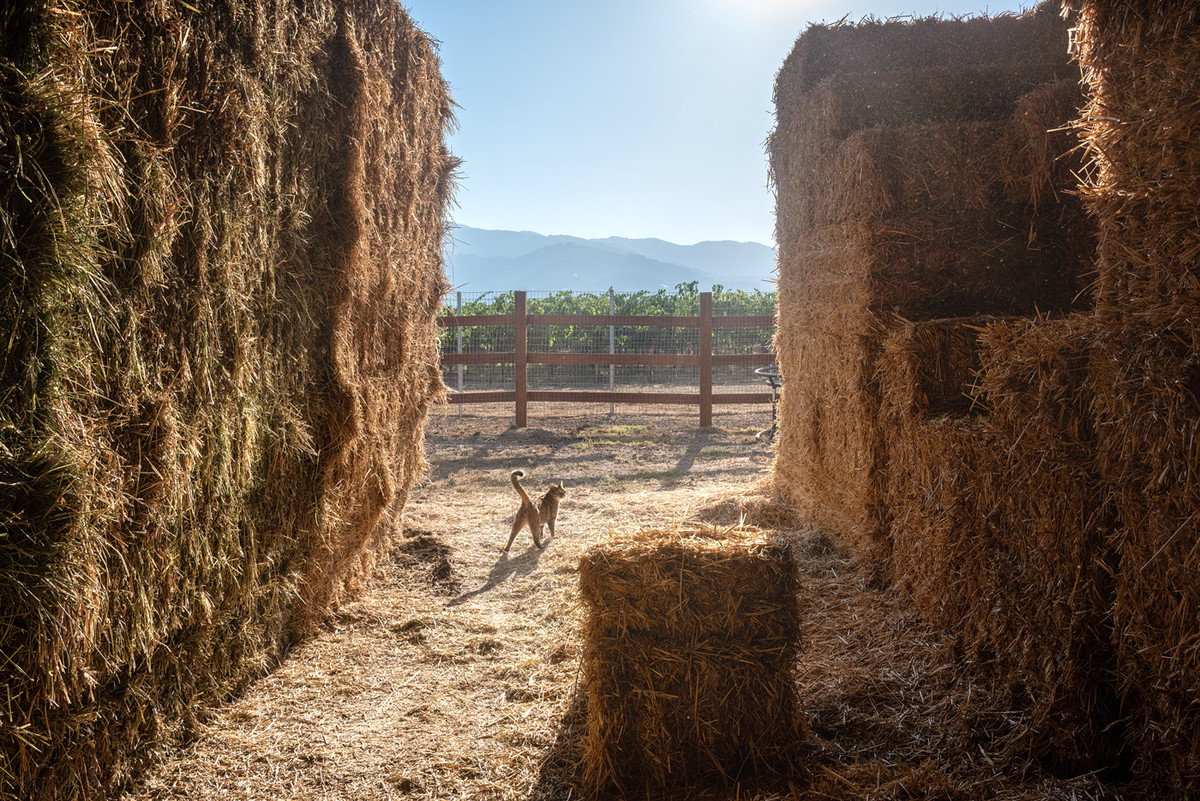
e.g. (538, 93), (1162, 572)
(118, 410), (1152, 800)
(124, 413), (765, 801)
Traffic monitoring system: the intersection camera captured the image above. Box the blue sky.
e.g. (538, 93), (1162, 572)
(403, 0), (1032, 246)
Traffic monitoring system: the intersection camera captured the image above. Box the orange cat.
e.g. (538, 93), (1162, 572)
(503, 470), (566, 551)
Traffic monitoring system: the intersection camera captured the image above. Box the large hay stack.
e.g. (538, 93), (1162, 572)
(769, 4), (1091, 565)
(0, 1), (454, 797)
(1072, 0), (1200, 789)
(770, 0), (1132, 771)
(773, 0), (1200, 789)
(577, 525), (803, 798)
(770, 0), (1200, 791)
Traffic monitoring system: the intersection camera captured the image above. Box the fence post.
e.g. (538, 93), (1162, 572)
(456, 291), (463, 416)
(608, 287), (615, 417)
(700, 291), (712, 427)
(515, 290), (527, 428)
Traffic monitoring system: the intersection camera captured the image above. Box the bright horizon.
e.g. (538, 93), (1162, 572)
(403, 0), (1036, 247)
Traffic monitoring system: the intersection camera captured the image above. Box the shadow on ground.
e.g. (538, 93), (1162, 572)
(446, 544), (547, 607)
(526, 690), (586, 801)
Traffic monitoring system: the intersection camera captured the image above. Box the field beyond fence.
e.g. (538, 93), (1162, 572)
(438, 284), (778, 426)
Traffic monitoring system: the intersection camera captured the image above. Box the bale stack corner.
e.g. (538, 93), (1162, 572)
(578, 525), (804, 798)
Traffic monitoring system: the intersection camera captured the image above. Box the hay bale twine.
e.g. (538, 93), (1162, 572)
(577, 524), (804, 797)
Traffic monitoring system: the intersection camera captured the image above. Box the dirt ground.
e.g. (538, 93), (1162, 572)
(125, 403), (1134, 801)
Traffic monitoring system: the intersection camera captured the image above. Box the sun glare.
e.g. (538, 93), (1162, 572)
(718, 0), (815, 17)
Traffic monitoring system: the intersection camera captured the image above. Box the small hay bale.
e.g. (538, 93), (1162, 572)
(578, 525), (804, 797)
(1000, 78), (1088, 206)
(879, 317), (990, 420)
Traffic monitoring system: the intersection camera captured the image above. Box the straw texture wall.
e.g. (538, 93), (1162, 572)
(769, 4), (1090, 565)
(577, 525), (803, 798)
(0, 1), (454, 797)
(881, 316), (1121, 770)
(772, 0), (1200, 791)
(1071, 0), (1200, 790)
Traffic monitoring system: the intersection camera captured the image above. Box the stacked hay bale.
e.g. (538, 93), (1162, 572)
(0, 1), (454, 798)
(772, 0), (1122, 767)
(967, 316), (1120, 770)
(769, 3), (1090, 567)
(878, 317), (992, 638)
(881, 315), (1121, 769)
(578, 525), (803, 798)
(1072, 0), (1200, 789)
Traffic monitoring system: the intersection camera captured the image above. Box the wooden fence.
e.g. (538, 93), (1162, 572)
(437, 291), (776, 427)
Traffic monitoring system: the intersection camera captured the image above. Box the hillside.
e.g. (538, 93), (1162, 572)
(443, 226), (777, 292)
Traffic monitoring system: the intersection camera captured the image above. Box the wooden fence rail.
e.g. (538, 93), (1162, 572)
(437, 291), (776, 427)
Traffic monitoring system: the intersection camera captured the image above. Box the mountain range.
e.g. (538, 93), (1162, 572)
(442, 226), (777, 293)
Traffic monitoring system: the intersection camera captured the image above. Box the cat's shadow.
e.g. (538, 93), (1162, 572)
(446, 542), (547, 607)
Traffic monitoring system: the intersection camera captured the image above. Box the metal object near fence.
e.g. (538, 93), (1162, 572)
(754, 364), (782, 441)
(438, 290), (776, 428)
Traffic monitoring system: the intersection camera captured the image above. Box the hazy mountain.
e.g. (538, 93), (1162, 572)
(442, 226), (776, 293)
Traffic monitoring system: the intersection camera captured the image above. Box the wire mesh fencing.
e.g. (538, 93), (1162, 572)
(439, 286), (777, 398)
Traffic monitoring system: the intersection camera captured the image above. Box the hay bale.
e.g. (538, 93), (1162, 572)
(1000, 78), (1088, 206)
(775, 63), (1048, 167)
(769, 4), (1090, 565)
(769, 3), (1080, 220)
(773, 71), (1089, 233)
(0, 1), (454, 797)
(882, 315), (1120, 771)
(786, 216), (1088, 320)
(776, 121), (1008, 233)
(1071, 1), (1200, 790)
(770, 291), (891, 569)
(884, 415), (994, 634)
(775, 3), (1073, 102)
(879, 317), (989, 419)
(968, 315), (1118, 771)
(879, 317), (991, 632)
(578, 525), (804, 797)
